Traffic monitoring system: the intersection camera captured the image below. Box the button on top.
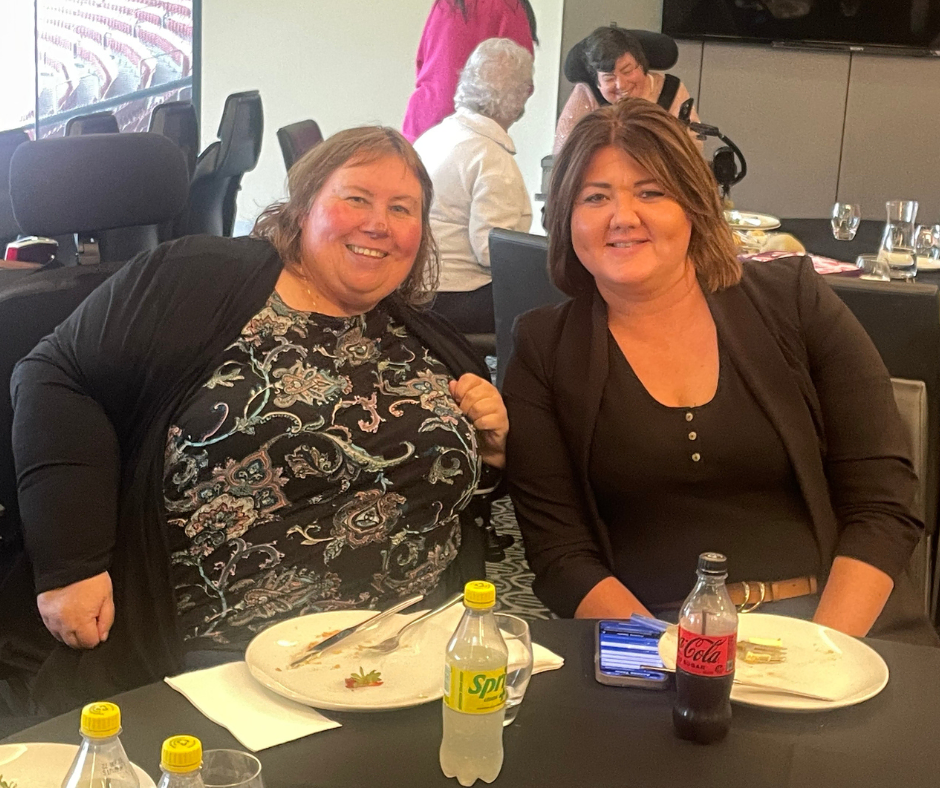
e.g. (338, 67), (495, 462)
(688, 431), (697, 441)
(691, 452), (701, 462)
(685, 412), (694, 422)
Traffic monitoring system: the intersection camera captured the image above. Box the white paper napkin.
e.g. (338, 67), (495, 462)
(165, 661), (341, 751)
(532, 642), (565, 674)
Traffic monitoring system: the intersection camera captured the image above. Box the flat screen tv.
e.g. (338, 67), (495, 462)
(662, 0), (940, 54)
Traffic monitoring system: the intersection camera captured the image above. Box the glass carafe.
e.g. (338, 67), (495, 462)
(877, 200), (918, 280)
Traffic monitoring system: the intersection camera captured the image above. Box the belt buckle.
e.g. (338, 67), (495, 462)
(736, 581), (766, 614)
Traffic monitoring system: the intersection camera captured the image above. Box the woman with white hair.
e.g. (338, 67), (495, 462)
(414, 37), (534, 334)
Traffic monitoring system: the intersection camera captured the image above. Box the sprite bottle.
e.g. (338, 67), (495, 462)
(440, 580), (508, 786)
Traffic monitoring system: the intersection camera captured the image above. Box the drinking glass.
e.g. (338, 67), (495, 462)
(877, 200), (918, 279)
(855, 254), (891, 282)
(494, 613), (533, 727)
(201, 749), (264, 788)
(914, 224), (935, 261)
(831, 202), (861, 241)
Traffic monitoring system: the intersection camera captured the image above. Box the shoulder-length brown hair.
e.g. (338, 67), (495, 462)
(546, 98), (740, 297)
(252, 126), (439, 305)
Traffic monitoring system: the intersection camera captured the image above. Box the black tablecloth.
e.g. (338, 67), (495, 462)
(3, 620), (939, 788)
(777, 218), (884, 263)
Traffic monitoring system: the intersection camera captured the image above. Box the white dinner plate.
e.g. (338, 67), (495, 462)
(658, 613), (889, 712)
(724, 210), (782, 230)
(916, 255), (940, 271)
(246, 605), (464, 712)
(0, 742), (156, 787)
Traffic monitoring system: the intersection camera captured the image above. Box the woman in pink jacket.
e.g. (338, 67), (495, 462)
(402, 0), (537, 143)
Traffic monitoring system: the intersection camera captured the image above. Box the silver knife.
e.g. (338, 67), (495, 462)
(289, 594), (424, 668)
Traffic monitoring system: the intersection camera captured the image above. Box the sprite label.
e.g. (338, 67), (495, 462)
(443, 663), (507, 714)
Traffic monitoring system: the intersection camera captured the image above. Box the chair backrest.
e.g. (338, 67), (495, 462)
(0, 130), (30, 247)
(489, 228), (565, 388)
(827, 277), (940, 535)
(65, 111), (119, 136)
(0, 264), (123, 578)
(890, 378), (933, 616)
(149, 100), (199, 178)
(181, 90), (264, 237)
(10, 132), (189, 262)
(564, 28), (679, 107)
(276, 119), (324, 172)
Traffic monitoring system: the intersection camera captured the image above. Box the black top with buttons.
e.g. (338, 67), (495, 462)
(589, 331), (819, 608)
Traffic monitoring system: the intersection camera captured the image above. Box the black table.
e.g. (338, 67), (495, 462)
(4, 621), (939, 788)
(777, 218), (885, 263)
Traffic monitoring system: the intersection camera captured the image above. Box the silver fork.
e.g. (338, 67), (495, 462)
(360, 593), (464, 655)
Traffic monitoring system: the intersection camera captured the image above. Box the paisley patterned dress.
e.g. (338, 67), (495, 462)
(164, 292), (479, 647)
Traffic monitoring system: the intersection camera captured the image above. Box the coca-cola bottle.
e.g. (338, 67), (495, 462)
(672, 552), (738, 744)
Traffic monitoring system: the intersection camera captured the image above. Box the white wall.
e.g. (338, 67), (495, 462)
(201, 0), (563, 233)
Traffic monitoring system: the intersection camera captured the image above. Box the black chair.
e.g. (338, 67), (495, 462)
(563, 28), (679, 107)
(277, 119), (324, 172)
(149, 100), (200, 178)
(10, 132), (189, 265)
(178, 90), (263, 237)
(827, 277), (940, 619)
(489, 228), (564, 389)
(778, 218), (884, 262)
(65, 110), (119, 136)
(0, 130), (30, 251)
(0, 132), (189, 583)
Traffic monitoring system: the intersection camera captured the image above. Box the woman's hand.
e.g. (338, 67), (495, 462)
(36, 571), (115, 649)
(450, 373), (508, 469)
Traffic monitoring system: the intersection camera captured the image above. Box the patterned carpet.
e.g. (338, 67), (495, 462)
(487, 496), (552, 620)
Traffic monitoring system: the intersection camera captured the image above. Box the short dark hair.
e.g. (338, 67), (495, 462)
(546, 98), (741, 297)
(585, 26), (648, 79)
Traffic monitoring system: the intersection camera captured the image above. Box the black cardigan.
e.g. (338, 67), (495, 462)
(3, 235), (491, 712)
(504, 257), (924, 629)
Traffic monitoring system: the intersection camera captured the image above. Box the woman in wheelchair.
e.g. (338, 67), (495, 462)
(554, 26), (699, 155)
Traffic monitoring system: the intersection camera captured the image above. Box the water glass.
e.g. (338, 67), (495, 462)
(914, 224), (933, 258)
(201, 749), (264, 788)
(494, 613), (533, 726)
(831, 203), (861, 241)
(855, 254), (891, 282)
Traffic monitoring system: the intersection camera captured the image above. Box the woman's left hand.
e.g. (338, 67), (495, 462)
(450, 374), (508, 469)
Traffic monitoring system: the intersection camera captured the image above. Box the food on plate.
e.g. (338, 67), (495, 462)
(0, 776), (17, 788)
(737, 636), (787, 664)
(345, 667), (384, 689)
(288, 629), (345, 669)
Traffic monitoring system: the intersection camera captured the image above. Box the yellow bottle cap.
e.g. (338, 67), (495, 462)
(80, 702), (121, 738)
(161, 735), (203, 773)
(463, 580), (496, 609)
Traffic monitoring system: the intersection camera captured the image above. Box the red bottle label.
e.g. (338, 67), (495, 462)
(676, 627), (736, 676)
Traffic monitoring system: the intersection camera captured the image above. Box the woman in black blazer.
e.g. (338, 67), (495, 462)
(505, 98), (930, 641)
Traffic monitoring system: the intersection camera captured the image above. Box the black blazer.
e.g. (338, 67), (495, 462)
(504, 257), (923, 622)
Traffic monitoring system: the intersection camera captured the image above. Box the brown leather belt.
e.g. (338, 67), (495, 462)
(726, 575), (818, 612)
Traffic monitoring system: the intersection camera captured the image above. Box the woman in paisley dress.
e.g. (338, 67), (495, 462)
(7, 125), (508, 706)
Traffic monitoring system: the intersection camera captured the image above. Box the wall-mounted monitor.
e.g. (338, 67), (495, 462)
(662, 0), (940, 54)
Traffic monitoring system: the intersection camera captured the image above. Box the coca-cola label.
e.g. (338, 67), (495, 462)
(676, 627), (736, 676)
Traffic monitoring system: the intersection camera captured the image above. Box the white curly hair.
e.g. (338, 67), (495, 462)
(454, 38), (534, 128)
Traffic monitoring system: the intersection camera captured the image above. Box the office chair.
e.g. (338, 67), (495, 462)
(65, 111), (120, 136)
(277, 119), (324, 172)
(10, 132), (189, 264)
(1, 131), (189, 585)
(0, 130), (30, 250)
(149, 100), (200, 178)
(178, 90), (263, 237)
